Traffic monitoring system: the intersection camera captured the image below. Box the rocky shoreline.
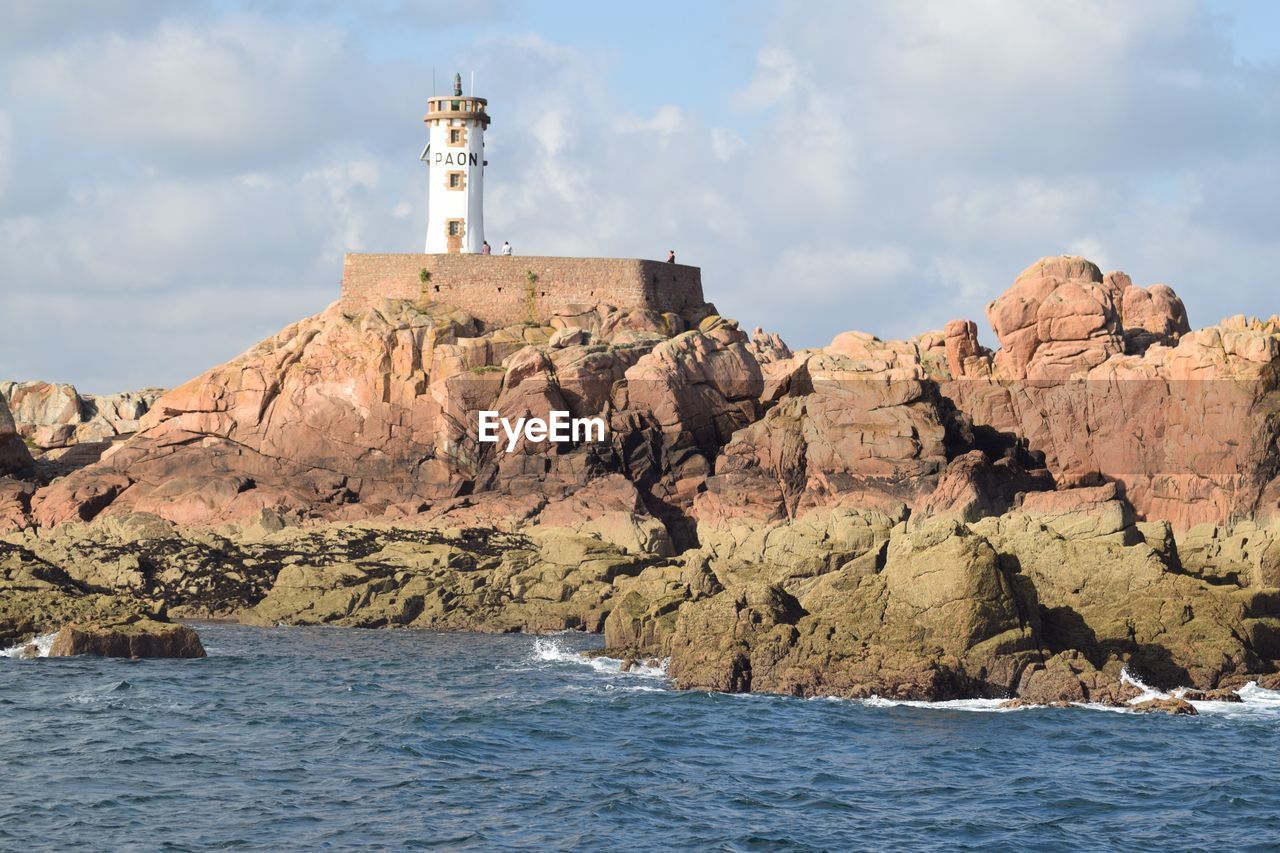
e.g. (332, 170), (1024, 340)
(4, 254), (1280, 713)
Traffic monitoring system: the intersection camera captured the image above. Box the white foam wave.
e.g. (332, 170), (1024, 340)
(846, 696), (1020, 713)
(0, 632), (58, 659)
(1236, 682), (1280, 705)
(530, 638), (669, 680)
(1120, 667), (1166, 702)
(832, 671), (1280, 717)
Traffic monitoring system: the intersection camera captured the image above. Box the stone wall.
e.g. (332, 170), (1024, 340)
(340, 254), (706, 325)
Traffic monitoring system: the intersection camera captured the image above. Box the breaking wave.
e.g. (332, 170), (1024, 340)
(844, 668), (1280, 717)
(530, 637), (669, 679)
(0, 631), (58, 659)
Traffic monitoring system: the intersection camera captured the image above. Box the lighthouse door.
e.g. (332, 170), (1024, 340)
(446, 219), (464, 253)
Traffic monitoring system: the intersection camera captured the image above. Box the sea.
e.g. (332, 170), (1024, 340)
(3, 623), (1280, 851)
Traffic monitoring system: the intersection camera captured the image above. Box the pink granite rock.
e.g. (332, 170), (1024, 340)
(28, 296), (735, 534)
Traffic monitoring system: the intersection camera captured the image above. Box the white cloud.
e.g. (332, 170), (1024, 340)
(731, 47), (801, 110)
(710, 127), (745, 162)
(772, 245), (915, 297)
(0, 0), (171, 49)
(1065, 238), (1111, 271)
(0, 112), (11, 199)
(10, 14), (383, 169)
(616, 105), (683, 136)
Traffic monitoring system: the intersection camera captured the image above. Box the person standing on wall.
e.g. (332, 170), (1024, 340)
(501, 241), (512, 256)
(667, 250), (676, 264)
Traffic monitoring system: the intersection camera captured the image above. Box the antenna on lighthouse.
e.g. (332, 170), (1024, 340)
(470, 70), (475, 96)
(432, 67), (436, 96)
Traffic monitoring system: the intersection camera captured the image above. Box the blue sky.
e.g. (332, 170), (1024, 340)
(1, 0), (1278, 392)
(1209, 0), (1280, 63)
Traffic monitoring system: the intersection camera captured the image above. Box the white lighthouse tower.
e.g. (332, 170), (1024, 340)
(423, 73), (490, 254)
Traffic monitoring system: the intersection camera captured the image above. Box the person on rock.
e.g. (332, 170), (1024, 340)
(481, 241), (491, 255)
(666, 249), (676, 264)
(501, 241), (512, 256)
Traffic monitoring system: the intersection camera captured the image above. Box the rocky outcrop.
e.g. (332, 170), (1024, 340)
(984, 256), (1121, 380)
(1012, 651), (1141, 706)
(690, 330), (1055, 541)
(244, 527), (667, 633)
(668, 520), (1041, 699)
(969, 500), (1280, 690)
(0, 534), (163, 648)
(979, 256), (1188, 380)
(944, 256), (1280, 530)
(0, 394), (32, 478)
(1178, 520), (1280, 588)
(27, 298), (741, 539)
(8, 487), (1277, 696)
(1, 512), (684, 636)
(48, 617), (206, 658)
(619, 492), (1280, 697)
(0, 381), (163, 451)
(8, 252), (1280, 703)
(692, 336), (960, 530)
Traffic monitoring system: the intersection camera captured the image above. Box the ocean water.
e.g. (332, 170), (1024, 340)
(2, 625), (1280, 851)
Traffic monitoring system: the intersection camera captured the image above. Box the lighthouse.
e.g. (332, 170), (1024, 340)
(423, 73), (490, 254)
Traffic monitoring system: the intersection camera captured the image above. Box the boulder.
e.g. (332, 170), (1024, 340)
(48, 617), (206, 658)
(1130, 697), (1198, 716)
(1016, 482), (1137, 542)
(0, 478), (35, 532)
(1120, 283), (1190, 351)
(986, 255), (1115, 379)
(943, 319), (986, 379)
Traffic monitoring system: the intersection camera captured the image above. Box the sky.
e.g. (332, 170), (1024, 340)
(1, 0), (1278, 393)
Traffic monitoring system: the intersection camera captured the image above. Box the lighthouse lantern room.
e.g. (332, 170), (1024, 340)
(423, 72), (490, 254)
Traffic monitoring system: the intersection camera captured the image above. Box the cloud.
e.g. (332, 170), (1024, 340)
(0, 112), (11, 198)
(709, 127), (745, 162)
(9, 14), (386, 171)
(696, 0), (1280, 343)
(0, 0), (172, 49)
(731, 47), (801, 110)
(616, 105), (683, 137)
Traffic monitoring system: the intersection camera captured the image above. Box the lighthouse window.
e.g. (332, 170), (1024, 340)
(451, 100), (460, 110)
(446, 171), (465, 190)
(447, 220), (463, 236)
(450, 129), (460, 143)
